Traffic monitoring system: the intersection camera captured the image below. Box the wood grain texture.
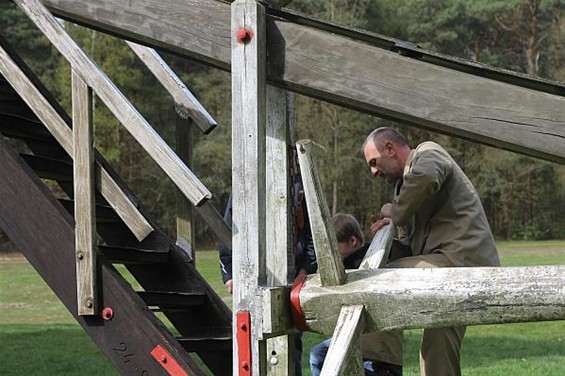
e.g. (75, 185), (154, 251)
(320, 305), (365, 376)
(300, 266), (565, 336)
(359, 222), (395, 270)
(296, 139), (346, 286)
(231, 1), (267, 374)
(72, 70), (97, 315)
(15, 0), (212, 206)
(265, 85), (294, 373)
(42, 0), (565, 164)
(127, 41), (217, 134)
(0, 39), (153, 241)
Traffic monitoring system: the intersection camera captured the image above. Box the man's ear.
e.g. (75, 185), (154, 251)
(385, 141), (395, 156)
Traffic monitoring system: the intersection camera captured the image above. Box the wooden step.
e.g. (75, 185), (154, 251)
(176, 334), (232, 352)
(137, 291), (207, 309)
(0, 113), (54, 142)
(98, 244), (169, 265)
(20, 154), (72, 182)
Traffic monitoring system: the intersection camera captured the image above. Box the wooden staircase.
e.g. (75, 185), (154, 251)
(0, 32), (232, 376)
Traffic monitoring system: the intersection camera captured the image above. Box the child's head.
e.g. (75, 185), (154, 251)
(332, 213), (364, 258)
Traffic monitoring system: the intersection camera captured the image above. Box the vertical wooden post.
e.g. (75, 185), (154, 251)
(72, 69), (97, 316)
(232, 0), (267, 374)
(176, 116), (195, 262)
(265, 85), (295, 374)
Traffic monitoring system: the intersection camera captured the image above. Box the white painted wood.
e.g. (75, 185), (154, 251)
(127, 41), (217, 134)
(232, 1), (267, 374)
(296, 139), (345, 286)
(72, 70), (97, 316)
(300, 266), (565, 336)
(359, 222), (396, 270)
(0, 42), (153, 241)
(15, 0), (212, 207)
(320, 305), (365, 376)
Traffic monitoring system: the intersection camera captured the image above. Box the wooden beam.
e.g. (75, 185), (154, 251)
(320, 305), (365, 376)
(0, 136), (205, 375)
(265, 85), (294, 374)
(299, 266), (565, 336)
(127, 41), (217, 134)
(358, 222), (395, 270)
(0, 36), (154, 241)
(42, 0), (565, 164)
(231, 1), (267, 374)
(296, 139), (345, 286)
(15, 0), (212, 206)
(175, 116), (195, 262)
(72, 69), (98, 316)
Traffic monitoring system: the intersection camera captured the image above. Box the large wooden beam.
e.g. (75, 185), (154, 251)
(42, 0), (565, 164)
(299, 266), (565, 336)
(0, 136), (205, 375)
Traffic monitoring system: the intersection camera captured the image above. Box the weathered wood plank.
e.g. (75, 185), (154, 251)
(127, 41), (217, 134)
(359, 222), (395, 270)
(320, 305), (365, 376)
(0, 37), (153, 241)
(265, 85), (294, 374)
(42, 0), (565, 164)
(176, 116), (195, 262)
(15, 0), (212, 206)
(300, 266), (565, 336)
(72, 70), (97, 316)
(0, 136), (206, 375)
(231, 1), (267, 374)
(296, 139), (345, 286)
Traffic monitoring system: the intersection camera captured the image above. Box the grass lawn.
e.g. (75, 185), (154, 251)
(1, 241), (564, 375)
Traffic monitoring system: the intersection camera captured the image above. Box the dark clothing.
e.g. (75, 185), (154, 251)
(343, 243), (369, 269)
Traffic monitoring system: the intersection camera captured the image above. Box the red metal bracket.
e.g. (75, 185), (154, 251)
(236, 311), (252, 375)
(151, 345), (189, 376)
(290, 273), (309, 331)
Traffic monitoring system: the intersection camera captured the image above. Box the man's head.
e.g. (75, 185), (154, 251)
(362, 127), (411, 185)
(332, 213), (364, 259)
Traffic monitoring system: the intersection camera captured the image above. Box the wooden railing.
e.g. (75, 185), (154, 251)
(7, 0), (231, 315)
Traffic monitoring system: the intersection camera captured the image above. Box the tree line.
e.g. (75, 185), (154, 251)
(0, 0), (563, 251)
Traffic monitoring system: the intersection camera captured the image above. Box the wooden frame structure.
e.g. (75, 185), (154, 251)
(0, 0), (564, 375)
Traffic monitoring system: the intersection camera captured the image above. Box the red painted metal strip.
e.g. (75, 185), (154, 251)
(290, 273), (309, 331)
(151, 344), (189, 376)
(236, 311), (252, 375)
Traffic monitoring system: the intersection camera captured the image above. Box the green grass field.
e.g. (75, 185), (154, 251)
(1, 241), (564, 375)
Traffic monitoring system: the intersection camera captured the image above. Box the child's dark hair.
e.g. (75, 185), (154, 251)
(332, 213), (364, 244)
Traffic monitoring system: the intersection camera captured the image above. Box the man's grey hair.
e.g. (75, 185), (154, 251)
(362, 127), (409, 152)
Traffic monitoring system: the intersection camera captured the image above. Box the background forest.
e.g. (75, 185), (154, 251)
(1, 0), (564, 250)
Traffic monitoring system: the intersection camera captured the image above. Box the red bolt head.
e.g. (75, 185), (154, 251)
(241, 361), (249, 371)
(160, 355), (167, 363)
(102, 307), (114, 321)
(239, 322), (247, 331)
(236, 27), (253, 44)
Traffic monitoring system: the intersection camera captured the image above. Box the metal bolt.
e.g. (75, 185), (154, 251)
(299, 145), (306, 153)
(239, 323), (247, 331)
(270, 356), (279, 365)
(77, 252), (84, 260)
(241, 361), (250, 371)
(86, 299), (93, 308)
(160, 355), (167, 363)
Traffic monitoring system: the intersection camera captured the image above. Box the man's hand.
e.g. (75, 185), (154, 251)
(370, 214), (390, 237)
(225, 279), (233, 294)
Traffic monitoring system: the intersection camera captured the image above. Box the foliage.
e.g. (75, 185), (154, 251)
(0, 0), (563, 248)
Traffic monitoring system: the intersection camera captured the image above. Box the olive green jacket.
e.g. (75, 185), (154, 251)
(391, 141), (500, 267)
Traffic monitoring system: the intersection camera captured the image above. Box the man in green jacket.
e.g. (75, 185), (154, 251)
(362, 127), (500, 376)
